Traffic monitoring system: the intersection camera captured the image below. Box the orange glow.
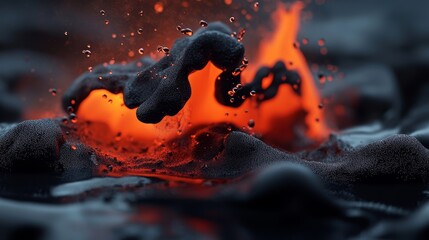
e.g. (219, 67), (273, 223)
(77, 90), (182, 141)
(77, 64), (253, 144)
(154, 2), (164, 13)
(77, 1), (327, 152)
(243, 2), (328, 142)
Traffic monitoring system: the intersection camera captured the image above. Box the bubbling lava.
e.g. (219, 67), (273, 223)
(76, 2), (328, 152)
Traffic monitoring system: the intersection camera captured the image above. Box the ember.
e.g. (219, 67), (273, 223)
(1, 0), (429, 239)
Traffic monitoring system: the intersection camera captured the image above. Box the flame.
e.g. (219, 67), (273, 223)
(242, 1), (328, 144)
(77, 1), (327, 150)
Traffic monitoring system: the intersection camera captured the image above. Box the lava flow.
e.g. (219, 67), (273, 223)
(76, 2), (327, 156)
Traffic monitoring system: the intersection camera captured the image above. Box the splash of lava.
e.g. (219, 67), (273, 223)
(76, 2), (327, 151)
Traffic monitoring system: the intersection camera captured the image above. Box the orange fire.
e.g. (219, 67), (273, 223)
(77, 2), (328, 151)
(242, 2), (328, 146)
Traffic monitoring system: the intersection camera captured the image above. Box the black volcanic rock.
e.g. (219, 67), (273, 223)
(62, 57), (155, 113)
(211, 131), (429, 206)
(0, 119), (64, 174)
(124, 22), (244, 123)
(246, 162), (342, 217)
(0, 119), (97, 193)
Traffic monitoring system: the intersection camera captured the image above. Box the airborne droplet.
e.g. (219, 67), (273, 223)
(67, 106), (74, 114)
(157, 46), (170, 55)
(199, 20), (208, 27)
(162, 47), (170, 55)
(232, 68), (241, 76)
(69, 113), (77, 123)
(248, 119), (255, 128)
(250, 90), (256, 96)
(138, 48), (144, 55)
(229, 16), (235, 22)
(100, 10), (106, 16)
(180, 28), (193, 36)
(137, 28), (143, 34)
(318, 74), (326, 83)
(302, 38), (309, 45)
(49, 88), (57, 96)
(236, 28), (246, 42)
(115, 132), (122, 141)
(253, 2), (259, 9)
(154, 2), (164, 13)
(82, 49), (91, 58)
(230, 98), (235, 103)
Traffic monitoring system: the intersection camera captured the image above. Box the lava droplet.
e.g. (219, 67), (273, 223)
(67, 106), (74, 114)
(232, 68), (241, 76)
(162, 47), (170, 55)
(69, 113), (77, 123)
(82, 49), (91, 58)
(180, 28), (193, 36)
(248, 119), (255, 128)
(49, 88), (57, 96)
(199, 20), (208, 27)
(253, 2), (259, 9)
(154, 2), (164, 13)
(302, 38), (309, 45)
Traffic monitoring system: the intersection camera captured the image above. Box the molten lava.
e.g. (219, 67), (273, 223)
(76, 2), (327, 151)
(242, 2), (328, 147)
